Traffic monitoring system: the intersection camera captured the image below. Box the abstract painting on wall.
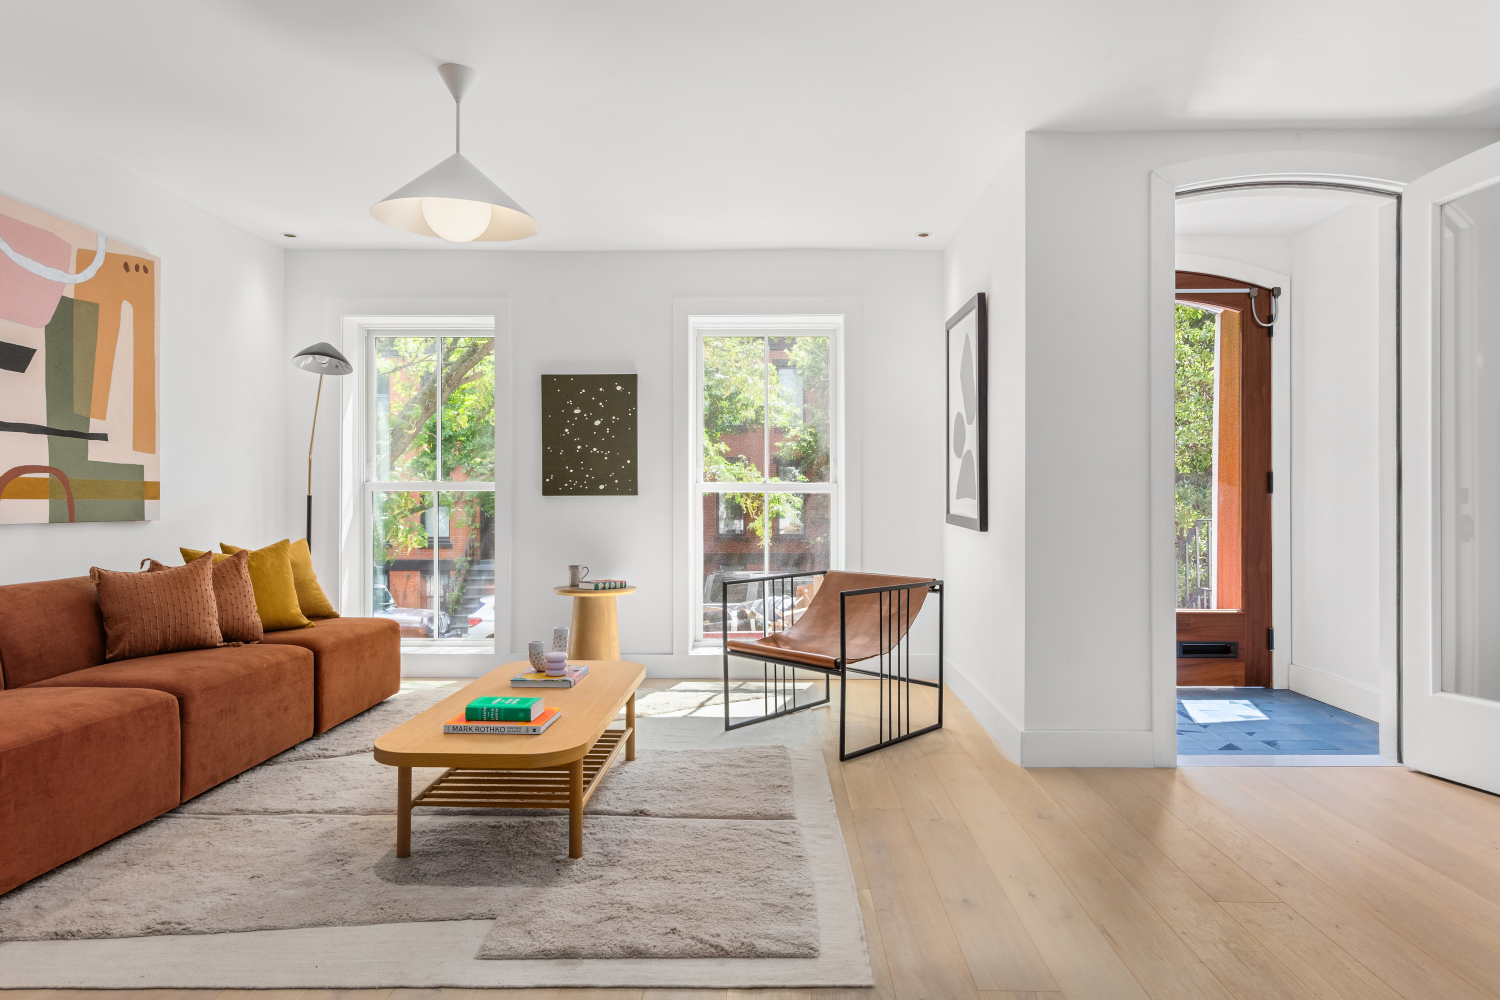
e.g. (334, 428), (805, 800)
(946, 292), (987, 531)
(0, 194), (159, 523)
(541, 374), (638, 495)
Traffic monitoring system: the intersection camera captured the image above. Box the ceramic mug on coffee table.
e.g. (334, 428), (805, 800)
(568, 565), (589, 588)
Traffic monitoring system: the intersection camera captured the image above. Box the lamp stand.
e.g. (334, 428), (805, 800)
(306, 373), (325, 551)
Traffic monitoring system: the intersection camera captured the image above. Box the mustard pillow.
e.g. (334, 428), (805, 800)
(218, 539), (313, 631)
(180, 547), (232, 564)
(286, 538), (339, 619)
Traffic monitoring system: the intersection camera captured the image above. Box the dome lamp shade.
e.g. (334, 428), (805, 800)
(292, 342), (353, 376)
(370, 63), (539, 243)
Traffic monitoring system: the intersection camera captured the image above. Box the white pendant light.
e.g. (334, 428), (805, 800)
(370, 63), (539, 243)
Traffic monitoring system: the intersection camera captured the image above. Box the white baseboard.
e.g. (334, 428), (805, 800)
(1020, 729), (1157, 768)
(942, 661), (1022, 762)
(1288, 662), (1380, 722)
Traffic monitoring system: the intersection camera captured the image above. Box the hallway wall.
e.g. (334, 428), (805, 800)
(943, 129), (1499, 765)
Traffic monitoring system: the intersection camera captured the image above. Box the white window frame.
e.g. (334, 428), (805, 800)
(689, 314), (845, 650)
(344, 315), (497, 648)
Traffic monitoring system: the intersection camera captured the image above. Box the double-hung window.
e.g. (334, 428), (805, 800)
(692, 317), (841, 647)
(367, 331), (496, 643)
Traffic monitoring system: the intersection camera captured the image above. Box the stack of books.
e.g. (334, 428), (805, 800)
(511, 663), (590, 688)
(444, 695), (561, 735)
(576, 578), (628, 590)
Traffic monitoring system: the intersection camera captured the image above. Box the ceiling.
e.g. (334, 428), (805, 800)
(4, 0), (1500, 251)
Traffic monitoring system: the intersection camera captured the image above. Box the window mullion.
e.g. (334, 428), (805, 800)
(762, 336), (771, 572)
(434, 337), (445, 633)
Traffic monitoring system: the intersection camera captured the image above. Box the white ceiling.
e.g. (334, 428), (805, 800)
(4, 0), (1500, 251)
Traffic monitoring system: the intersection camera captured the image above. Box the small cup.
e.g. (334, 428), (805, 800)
(552, 626), (570, 652)
(569, 565), (590, 588)
(528, 640), (546, 671)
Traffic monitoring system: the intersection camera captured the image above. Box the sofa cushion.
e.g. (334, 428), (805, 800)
(0, 686), (179, 895)
(28, 644), (314, 800)
(217, 539), (313, 632)
(91, 552), (223, 661)
(0, 577), (106, 689)
(148, 549), (263, 644)
(259, 616), (400, 733)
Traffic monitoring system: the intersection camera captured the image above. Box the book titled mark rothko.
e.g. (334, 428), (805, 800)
(443, 708), (561, 735)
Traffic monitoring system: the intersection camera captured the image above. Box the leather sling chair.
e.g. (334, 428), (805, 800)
(719, 570), (944, 760)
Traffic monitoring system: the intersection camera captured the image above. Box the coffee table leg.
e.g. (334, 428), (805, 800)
(626, 691), (636, 761)
(396, 766), (412, 858)
(569, 757), (584, 859)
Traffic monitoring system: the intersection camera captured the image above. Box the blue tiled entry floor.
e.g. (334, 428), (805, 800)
(1177, 687), (1379, 755)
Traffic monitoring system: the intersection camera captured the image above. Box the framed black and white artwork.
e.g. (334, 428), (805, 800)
(541, 374), (638, 495)
(945, 293), (987, 531)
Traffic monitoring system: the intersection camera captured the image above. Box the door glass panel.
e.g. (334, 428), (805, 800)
(1176, 304), (1220, 609)
(1440, 186), (1500, 699)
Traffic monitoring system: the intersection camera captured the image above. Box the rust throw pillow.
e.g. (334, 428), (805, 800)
(147, 548), (263, 644)
(91, 551), (223, 662)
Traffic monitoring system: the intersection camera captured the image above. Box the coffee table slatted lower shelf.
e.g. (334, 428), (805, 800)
(412, 727), (631, 811)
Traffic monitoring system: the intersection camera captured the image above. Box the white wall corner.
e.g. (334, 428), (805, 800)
(1150, 171), (1181, 766)
(1289, 662), (1381, 722)
(944, 659), (1022, 762)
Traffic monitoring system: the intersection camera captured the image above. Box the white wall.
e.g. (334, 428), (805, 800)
(1175, 235), (1292, 278)
(940, 142), (1027, 758)
(1286, 202), (1390, 721)
(0, 108), (287, 588)
(944, 129), (1498, 766)
(283, 249), (944, 676)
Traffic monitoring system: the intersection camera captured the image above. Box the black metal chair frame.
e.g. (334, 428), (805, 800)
(719, 570), (944, 760)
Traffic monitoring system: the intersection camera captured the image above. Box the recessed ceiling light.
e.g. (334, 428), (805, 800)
(916, 232), (930, 237)
(282, 232), (297, 238)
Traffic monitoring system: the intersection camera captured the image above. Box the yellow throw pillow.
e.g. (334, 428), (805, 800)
(180, 547), (232, 564)
(218, 539), (313, 631)
(286, 538), (339, 619)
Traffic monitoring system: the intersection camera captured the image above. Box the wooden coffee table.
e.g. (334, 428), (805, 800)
(373, 659), (645, 859)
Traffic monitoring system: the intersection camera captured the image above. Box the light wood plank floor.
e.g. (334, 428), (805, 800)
(8, 679), (1500, 1000)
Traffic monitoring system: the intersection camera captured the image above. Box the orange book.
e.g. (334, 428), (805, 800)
(442, 707), (560, 735)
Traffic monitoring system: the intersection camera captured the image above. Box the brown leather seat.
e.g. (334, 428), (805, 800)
(260, 616), (401, 733)
(726, 571), (932, 670)
(28, 644), (314, 800)
(0, 686), (180, 895)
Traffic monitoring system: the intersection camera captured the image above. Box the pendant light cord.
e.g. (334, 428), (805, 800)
(455, 100), (461, 154)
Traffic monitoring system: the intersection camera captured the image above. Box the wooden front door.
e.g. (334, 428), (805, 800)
(1175, 272), (1273, 687)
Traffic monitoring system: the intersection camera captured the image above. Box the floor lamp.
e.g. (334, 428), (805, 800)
(292, 342), (352, 551)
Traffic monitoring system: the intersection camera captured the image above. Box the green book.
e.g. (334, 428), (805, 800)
(466, 696), (543, 721)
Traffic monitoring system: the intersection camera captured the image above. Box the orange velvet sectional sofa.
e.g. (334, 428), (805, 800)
(0, 576), (400, 895)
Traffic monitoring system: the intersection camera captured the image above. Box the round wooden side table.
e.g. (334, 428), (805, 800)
(554, 586), (637, 660)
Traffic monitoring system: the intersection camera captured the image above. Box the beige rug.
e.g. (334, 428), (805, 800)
(0, 704), (869, 989)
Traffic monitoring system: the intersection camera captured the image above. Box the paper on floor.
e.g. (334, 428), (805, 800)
(1181, 699), (1269, 724)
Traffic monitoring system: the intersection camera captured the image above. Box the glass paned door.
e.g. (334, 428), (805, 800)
(1439, 187), (1500, 702)
(368, 331), (495, 642)
(1403, 136), (1500, 793)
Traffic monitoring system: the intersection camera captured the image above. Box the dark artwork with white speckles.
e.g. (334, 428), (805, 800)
(541, 374), (638, 495)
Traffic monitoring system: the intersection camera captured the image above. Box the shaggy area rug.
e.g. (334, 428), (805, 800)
(0, 700), (869, 989)
(0, 813), (816, 959)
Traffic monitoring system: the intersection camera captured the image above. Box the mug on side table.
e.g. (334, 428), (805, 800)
(568, 565), (590, 588)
